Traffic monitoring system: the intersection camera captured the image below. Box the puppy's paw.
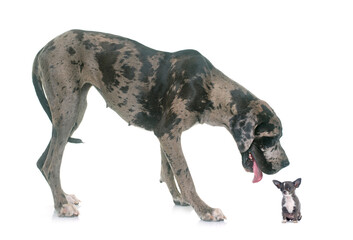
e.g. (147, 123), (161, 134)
(65, 194), (80, 205)
(59, 204), (79, 217)
(282, 219), (287, 223)
(200, 208), (226, 222)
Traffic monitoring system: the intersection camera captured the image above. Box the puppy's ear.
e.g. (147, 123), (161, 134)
(273, 180), (282, 189)
(293, 178), (301, 188)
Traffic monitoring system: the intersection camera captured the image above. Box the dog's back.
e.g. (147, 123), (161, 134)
(33, 30), (214, 132)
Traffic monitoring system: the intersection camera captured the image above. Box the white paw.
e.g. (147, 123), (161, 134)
(65, 194), (80, 205)
(59, 203), (79, 217)
(200, 208), (226, 221)
(282, 219), (287, 223)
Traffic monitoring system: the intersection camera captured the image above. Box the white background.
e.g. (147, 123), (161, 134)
(1, 0), (352, 239)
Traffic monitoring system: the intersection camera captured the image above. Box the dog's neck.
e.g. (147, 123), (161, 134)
(200, 68), (257, 130)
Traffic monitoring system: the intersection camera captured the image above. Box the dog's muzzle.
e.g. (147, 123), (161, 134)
(242, 142), (289, 183)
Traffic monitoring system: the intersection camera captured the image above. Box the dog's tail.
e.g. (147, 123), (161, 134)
(32, 51), (83, 144)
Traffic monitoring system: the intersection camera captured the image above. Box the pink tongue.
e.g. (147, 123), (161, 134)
(252, 159), (263, 183)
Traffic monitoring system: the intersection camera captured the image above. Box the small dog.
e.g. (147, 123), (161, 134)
(273, 178), (302, 223)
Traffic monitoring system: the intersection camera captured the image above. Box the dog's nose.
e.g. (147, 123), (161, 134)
(281, 159), (290, 168)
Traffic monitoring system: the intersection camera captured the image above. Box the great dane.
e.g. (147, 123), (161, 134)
(33, 30), (289, 221)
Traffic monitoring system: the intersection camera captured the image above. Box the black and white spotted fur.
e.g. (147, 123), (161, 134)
(33, 30), (289, 221)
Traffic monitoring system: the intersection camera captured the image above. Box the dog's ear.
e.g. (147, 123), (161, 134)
(230, 113), (257, 153)
(293, 178), (301, 188)
(254, 101), (282, 139)
(273, 180), (282, 189)
(230, 100), (281, 153)
(230, 100), (280, 153)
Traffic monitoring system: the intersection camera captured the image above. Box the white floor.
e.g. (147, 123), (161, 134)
(1, 1), (353, 239)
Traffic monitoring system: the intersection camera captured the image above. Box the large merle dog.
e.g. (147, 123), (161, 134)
(33, 30), (289, 221)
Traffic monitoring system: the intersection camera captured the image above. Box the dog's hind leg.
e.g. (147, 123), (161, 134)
(40, 127), (79, 216)
(37, 80), (90, 217)
(160, 146), (189, 206)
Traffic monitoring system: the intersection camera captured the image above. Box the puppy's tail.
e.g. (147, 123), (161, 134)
(32, 52), (83, 144)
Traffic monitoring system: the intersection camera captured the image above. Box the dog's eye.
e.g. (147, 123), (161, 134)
(260, 137), (276, 148)
(255, 123), (270, 136)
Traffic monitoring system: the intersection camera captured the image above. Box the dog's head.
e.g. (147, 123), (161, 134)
(273, 178), (301, 196)
(230, 100), (289, 183)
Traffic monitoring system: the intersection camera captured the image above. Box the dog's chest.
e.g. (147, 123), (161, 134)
(283, 195), (296, 213)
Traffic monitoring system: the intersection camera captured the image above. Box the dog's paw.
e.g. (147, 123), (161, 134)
(200, 208), (226, 222)
(173, 196), (190, 206)
(59, 204), (79, 217)
(65, 194), (80, 205)
(282, 219), (287, 223)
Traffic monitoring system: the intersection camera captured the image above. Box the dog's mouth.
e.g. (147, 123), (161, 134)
(249, 152), (263, 183)
(242, 142), (289, 183)
(241, 150), (263, 183)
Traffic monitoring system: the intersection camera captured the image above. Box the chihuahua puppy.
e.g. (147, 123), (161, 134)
(273, 178), (302, 223)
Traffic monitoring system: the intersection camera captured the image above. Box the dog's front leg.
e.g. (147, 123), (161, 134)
(160, 146), (189, 206)
(159, 135), (226, 221)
